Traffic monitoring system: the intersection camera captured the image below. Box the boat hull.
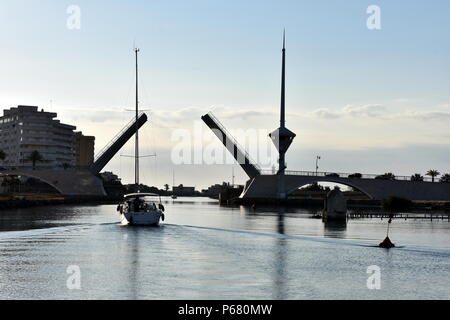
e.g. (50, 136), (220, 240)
(121, 211), (162, 226)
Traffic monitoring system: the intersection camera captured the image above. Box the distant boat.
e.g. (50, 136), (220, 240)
(117, 48), (165, 226)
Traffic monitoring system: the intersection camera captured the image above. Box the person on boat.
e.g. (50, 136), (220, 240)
(133, 198), (141, 212)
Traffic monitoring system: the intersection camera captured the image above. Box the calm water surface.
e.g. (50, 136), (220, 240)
(0, 197), (449, 300)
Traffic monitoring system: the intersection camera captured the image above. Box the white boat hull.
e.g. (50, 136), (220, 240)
(121, 211), (162, 226)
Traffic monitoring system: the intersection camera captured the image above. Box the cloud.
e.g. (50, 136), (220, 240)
(149, 106), (211, 129)
(306, 104), (450, 122)
(221, 110), (276, 120)
(59, 107), (124, 123)
(307, 104), (387, 119)
(399, 111), (450, 121)
(393, 98), (412, 103)
(59, 103), (450, 133)
(342, 104), (386, 117)
(309, 108), (341, 119)
(150, 106), (279, 128)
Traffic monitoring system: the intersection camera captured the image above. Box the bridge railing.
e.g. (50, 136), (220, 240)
(93, 112), (146, 163)
(259, 170), (435, 182)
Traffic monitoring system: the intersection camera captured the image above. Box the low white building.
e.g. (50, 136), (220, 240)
(0, 105), (76, 169)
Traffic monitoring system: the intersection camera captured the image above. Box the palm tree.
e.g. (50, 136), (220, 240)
(164, 184), (170, 192)
(426, 170), (440, 183)
(376, 172), (396, 180)
(440, 174), (450, 183)
(386, 173), (396, 180)
(411, 174), (424, 182)
(28, 151), (43, 170)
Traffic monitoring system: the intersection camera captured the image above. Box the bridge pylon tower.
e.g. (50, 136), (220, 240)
(269, 30), (296, 199)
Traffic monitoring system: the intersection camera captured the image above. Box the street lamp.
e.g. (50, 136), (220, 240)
(231, 166), (235, 187)
(315, 156), (321, 175)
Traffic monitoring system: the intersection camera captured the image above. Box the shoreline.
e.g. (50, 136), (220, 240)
(1, 194), (450, 212)
(234, 197), (450, 212)
(0, 194), (120, 210)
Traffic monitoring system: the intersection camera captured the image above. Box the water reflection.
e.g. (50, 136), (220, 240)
(118, 225), (169, 300)
(124, 226), (141, 300)
(273, 207), (287, 300)
(323, 219), (348, 239)
(0, 205), (102, 232)
(277, 208), (285, 235)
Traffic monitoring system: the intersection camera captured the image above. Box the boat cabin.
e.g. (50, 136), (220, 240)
(119, 193), (165, 213)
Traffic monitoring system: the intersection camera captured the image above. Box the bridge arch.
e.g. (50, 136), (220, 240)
(1, 172), (64, 194)
(0, 169), (106, 196)
(285, 177), (374, 200)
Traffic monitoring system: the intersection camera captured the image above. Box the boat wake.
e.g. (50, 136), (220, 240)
(174, 224), (450, 255)
(0, 223), (115, 240)
(1, 222), (449, 257)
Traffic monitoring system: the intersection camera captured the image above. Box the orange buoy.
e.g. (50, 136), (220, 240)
(379, 236), (395, 249)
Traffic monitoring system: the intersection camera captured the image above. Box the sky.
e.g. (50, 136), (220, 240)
(1, 0), (449, 189)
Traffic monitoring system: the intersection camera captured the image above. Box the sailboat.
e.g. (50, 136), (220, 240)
(117, 48), (165, 226)
(171, 171), (177, 199)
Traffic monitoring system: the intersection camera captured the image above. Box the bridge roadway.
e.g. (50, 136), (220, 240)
(0, 169), (106, 196)
(241, 171), (450, 201)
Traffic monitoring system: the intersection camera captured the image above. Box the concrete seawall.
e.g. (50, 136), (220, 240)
(0, 195), (120, 210)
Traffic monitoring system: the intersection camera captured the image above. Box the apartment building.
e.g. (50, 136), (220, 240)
(74, 132), (95, 167)
(0, 105), (77, 169)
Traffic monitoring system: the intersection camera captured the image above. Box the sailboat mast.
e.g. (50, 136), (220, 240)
(280, 30), (286, 129)
(135, 48), (140, 187)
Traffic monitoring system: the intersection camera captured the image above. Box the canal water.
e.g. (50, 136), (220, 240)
(0, 198), (449, 300)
